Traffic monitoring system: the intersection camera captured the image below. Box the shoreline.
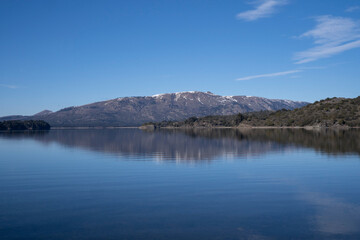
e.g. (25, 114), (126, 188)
(1, 126), (359, 131)
(139, 125), (359, 130)
(51, 126), (139, 129)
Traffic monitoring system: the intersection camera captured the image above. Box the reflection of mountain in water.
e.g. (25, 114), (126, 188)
(1, 128), (360, 161)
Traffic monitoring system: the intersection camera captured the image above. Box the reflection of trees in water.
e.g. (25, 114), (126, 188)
(175, 128), (360, 156)
(0, 128), (360, 161)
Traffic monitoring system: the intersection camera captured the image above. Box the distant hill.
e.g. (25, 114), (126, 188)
(0, 91), (308, 127)
(147, 96), (360, 128)
(33, 110), (53, 117)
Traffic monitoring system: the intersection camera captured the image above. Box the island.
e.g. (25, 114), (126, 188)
(0, 120), (51, 131)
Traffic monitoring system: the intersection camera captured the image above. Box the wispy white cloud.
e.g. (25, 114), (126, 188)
(294, 15), (360, 64)
(236, 69), (301, 81)
(0, 84), (19, 89)
(346, 6), (360, 13)
(236, 0), (288, 21)
(298, 66), (327, 70)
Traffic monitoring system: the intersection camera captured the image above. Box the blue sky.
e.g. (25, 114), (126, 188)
(0, 0), (360, 116)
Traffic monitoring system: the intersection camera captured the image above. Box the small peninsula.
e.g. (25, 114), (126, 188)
(0, 120), (51, 131)
(142, 96), (360, 129)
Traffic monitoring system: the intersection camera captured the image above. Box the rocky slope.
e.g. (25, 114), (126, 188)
(0, 91), (308, 127)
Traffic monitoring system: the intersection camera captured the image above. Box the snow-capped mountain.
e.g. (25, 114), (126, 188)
(0, 91), (309, 127)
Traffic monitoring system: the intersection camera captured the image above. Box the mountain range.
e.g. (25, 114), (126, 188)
(0, 91), (309, 127)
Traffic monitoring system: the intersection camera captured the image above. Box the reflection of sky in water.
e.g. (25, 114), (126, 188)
(301, 192), (360, 234)
(0, 129), (360, 239)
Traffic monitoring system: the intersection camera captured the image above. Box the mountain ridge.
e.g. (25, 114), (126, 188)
(146, 96), (360, 128)
(0, 91), (309, 127)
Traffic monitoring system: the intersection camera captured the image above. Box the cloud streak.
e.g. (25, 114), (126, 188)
(294, 15), (360, 64)
(0, 84), (19, 89)
(346, 6), (360, 13)
(236, 69), (301, 81)
(237, 0), (288, 21)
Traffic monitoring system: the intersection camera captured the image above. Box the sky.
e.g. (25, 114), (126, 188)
(0, 0), (360, 116)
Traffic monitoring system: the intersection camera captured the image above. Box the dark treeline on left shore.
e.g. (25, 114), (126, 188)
(0, 120), (51, 131)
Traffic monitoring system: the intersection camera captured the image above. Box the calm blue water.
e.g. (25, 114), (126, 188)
(0, 129), (360, 239)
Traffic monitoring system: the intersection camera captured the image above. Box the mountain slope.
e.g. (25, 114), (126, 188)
(148, 96), (360, 128)
(0, 91), (308, 127)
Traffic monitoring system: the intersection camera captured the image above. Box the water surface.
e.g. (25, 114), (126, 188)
(1, 128), (360, 239)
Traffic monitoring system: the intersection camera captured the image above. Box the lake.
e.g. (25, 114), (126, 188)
(1, 128), (360, 240)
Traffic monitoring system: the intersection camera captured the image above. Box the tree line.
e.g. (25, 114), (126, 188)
(0, 120), (51, 130)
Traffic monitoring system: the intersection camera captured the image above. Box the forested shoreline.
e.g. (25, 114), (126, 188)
(0, 120), (51, 130)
